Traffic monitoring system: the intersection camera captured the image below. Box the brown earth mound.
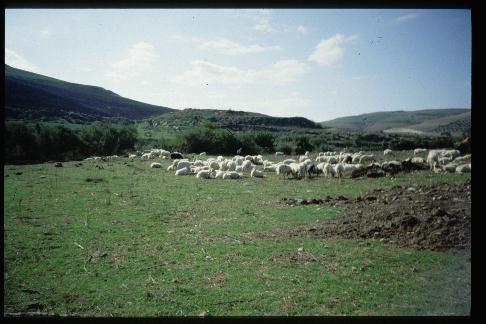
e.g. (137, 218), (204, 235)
(280, 180), (471, 251)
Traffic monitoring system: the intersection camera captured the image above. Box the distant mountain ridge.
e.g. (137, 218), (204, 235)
(4, 65), (321, 129)
(320, 109), (471, 134)
(5, 64), (174, 121)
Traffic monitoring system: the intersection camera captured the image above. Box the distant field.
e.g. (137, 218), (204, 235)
(4, 155), (470, 316)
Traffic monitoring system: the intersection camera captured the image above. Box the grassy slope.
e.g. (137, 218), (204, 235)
(320, 109), (470, 134)
(5, 64), (174, 120)
(4, 156), (470, 316)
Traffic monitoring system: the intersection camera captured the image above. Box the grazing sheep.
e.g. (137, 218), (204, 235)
(283, 159), (296, 165)
(275, 152), (284, 156)
(456, 163), (471, 173)
(384, 149), (393, 156)
(411, 157), (425, 164)
(316, 156), (327, 163)
(443, 163), (459, 173)
(454, 154), (471, 164)
(442, 149), (461, 159)
(193, 160), (205, 167)
(327, 156), (338, 164)
(196, 170), (212, 179)
(170, 152), (184, 159)
(222, 171), (242, 179)
(227, 160), (237, 171)
(426, 150), (443, 169)
(199, 152), (207, 156)
(334, 163), (344, 178)
(209, 160), (220, 171)
(306, 162), (320, 178)
(213, 170), (226, 178)
(343, 164), (361, 176)
(289, 163), (306, 179)
(150, 162), (162, 168)
(299, 155), (308, 163)
(128, 154), (137, 159)
(414, 148), (427, 156)
(250, 166), (264, 178)
(276, 163), (292, 178)
(241, 160), (253, 172)
(160, 150), (171, 159)
(359, 155), (375, 164)
(234, 157), (245, 166)
(175, 167), (190, 176)
(175, 160), (191, 171)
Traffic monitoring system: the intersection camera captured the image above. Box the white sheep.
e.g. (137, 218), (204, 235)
(299, 155), (308, 163)
(456, 163), (471, 173)
(334, 163), (344, 178)
(227, 160), (237, 171)
(275, 152), (284, 156)
(199, 152), (207, 156)
(213, 170), (226, 178)
(359, 155), (375, 164)
(411, 157), (425, 164)
(196, 170), (212, 179)
(176, 160), (191, 171)
(175, 167), (190, 176)
(160, 150), (171, 159)
(150, 162), (162, 168)
(454, 154), (471, 164)
(276, 163), (292, 177)
(283, 159), (296, 165)
(384, 149), (393, 156)
(250, 166), (264, 178)
(343, 163), (361, 176)
(241, 160), (253, 172)
(414, 148), (427, 156)
(209, 160), (220, 171)
(222, 171), (242, 179)
(443, 163), (459, 173)
(289, 163), (306, 179)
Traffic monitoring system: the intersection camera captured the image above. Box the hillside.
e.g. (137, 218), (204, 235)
(320, 109), (470, 134)
(148, 108), (321, 131)
(5, 65), (321, 130)
(5, 64), (174, 122)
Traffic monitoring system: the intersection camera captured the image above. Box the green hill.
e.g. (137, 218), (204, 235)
(5, 64), (174, 122)
(149, 108), (321, 131)
(320, 109), (470, 134)
(5, 65), (321, 130)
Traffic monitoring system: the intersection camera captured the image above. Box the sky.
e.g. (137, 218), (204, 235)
(5, 9), (471, 122)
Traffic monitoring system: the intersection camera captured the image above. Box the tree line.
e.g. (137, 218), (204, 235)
(5, 121), (460, 164)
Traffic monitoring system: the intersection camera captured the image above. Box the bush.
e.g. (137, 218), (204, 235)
(275, 143), (293, 155)
(254, 131), (275, 153)
(295, 136), (314, 155)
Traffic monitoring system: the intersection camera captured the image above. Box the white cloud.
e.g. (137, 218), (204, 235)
(308, 34), (357, 67)
(106, 42), (158, 81)
(266, 60), (309, 85)
(174, 59), (309, 88)
(245, 92), (313, 118)
(395, 13), (420, 23)
(199, 38), (281, 55)
(253, 19), (275, 33)
(5, 48), (39, 72)
(39, 29), (50, 38)
(297, 25), (308, 35)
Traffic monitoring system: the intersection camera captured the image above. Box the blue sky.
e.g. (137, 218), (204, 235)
(5, 9), (471, 122)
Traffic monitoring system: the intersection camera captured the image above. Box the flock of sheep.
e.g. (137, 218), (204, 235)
(89, 147), (471, 180)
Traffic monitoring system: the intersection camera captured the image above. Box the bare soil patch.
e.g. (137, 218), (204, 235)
(278, 180), (471, 251)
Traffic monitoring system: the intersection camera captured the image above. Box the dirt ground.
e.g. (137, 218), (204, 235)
(280, 180), (471, 252)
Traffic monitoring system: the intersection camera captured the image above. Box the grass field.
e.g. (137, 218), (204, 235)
(4, 155), (471, 316)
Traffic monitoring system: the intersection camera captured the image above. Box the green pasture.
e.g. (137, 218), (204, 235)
(4, 156), (470, 316)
